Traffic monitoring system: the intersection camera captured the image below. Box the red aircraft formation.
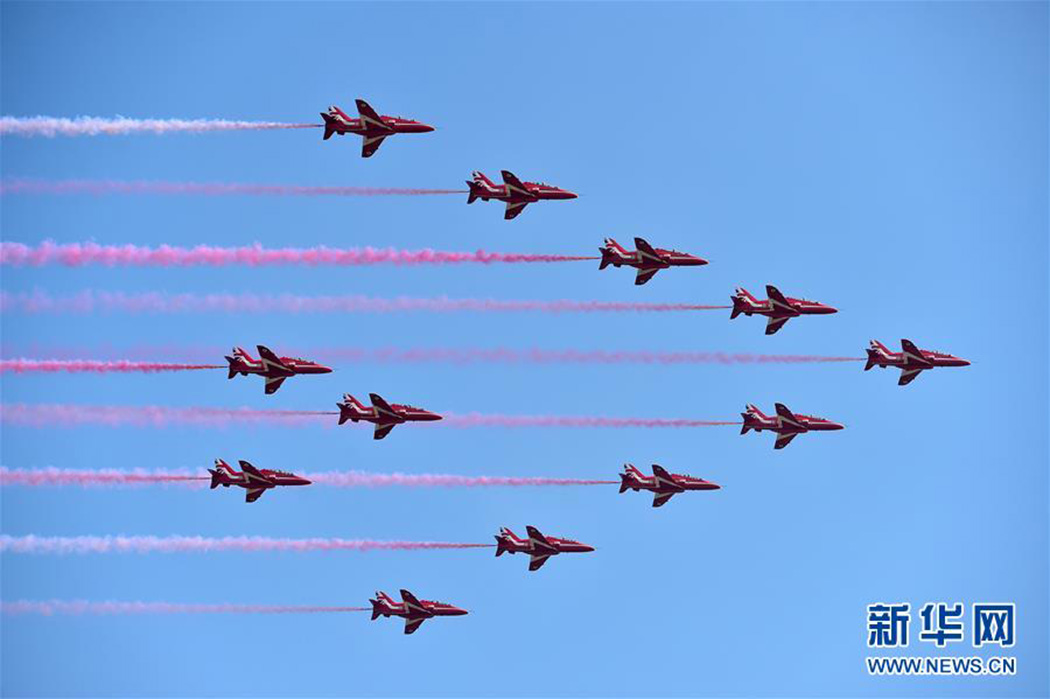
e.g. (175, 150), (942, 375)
(741, 403), (845, 450)
(865, 339), (971, 386)
(465, 170), (578, 220)
(320, 99), (435, 158)
(619, 464), (721, 507)
(731, 285), (838, 335)
(84, 95), (969, 636)
(336, 392), (442, 439)
(598, 237), (708, 285)
(208, 459), (311, 503)
(225, 345), (331, 394)
(370, 589), (468, 635)
(494, 525), (595, 571)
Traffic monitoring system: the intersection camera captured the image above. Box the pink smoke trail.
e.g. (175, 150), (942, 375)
(0, 116), (321, 137)
(442, 414), (739, 428)
(0, 291), (729, 315)
(0, 242), (597, 267)
(0, 467), (616, 489)
(0, 404), (332, 428)
(0, 404), (738, 429)
(2, 601), (368, 615)
(0, 359), (225, 374)
(0, 345), (864, 365)
(0, 467), (208, 487)
(0, 535), (493, 554)
(0, 178), (466, 196)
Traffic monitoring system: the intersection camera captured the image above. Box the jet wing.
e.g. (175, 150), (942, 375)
(898, 368), (924, 386)
(256, 345), (296, 376)
(651, 465), (685, 491)
(765, 285), (796, 312)
(360, 134), (387, 158)
(355, 99), (393, 131)
(765, 316), (791, 335)
(245, 487), (267, 503)
(504, 201), (529, 220)
(238, 461), (272, 486)
(373, 423), (397, 440)
(774, 403), (805, 430)
(528, 553), (552, 571)
(633, 237), (664, 264)
(774, 432), (798, 450)
(525, 525), (557, 552)
(500, 170), (536, 199)
(399, 589), (430, 615)
(403, 617), (426, 635)
(635, 267), (660, 285)
(264, 376), (288, 395)
(900, 339), (933, 367)
(652, 492), (676, 508)
(368, 393), (397, 415)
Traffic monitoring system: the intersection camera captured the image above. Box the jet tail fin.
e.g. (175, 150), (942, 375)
(224, 356), (238, 379)
(337, 403), (352, 426)
(730, 295), (746, 320)
(864, 348), (878, 371)
(598, 246), (615, 270)
(320, 112), (338, 140)
(466, 181), (481, 204)
(208, 469), (221, 489)
(618, 473), (630, 493)
(369, 599), (382, 621)
(494, 534), (508, 557)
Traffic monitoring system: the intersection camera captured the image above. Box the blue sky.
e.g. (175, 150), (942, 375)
(1, 2), (1047, 697)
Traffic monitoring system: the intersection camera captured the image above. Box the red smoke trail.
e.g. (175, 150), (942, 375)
(0, 116), (321, 137)
(0, 178), (467, 196)
(0, 535), (493, 554)
(0, 404), (738, 429)
(0, 242), (596, 267)
(0, 359), (225, 374)
(2, 601), (369, 615)
(0, 291), (729, 315)
(0, 467), (616, 488)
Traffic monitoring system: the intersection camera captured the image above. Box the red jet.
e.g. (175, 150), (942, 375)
(731, 285), (838, 335)
(208, 459), (311, 503)
(741, 403), (844, 450)
(865, 339), (970, 386)
(494, 525), (595, 571)
(370, 589), (468, 635)
(225, 345), (332, 395)
(598, 237), (708, 285)
(320, 99), (435, 158)
(465, 170), (577, 220)
(619, 464), (721, 508)
(337, 392), (442, 439)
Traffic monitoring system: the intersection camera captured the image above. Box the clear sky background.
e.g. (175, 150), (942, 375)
(1, 2), (1047, 697)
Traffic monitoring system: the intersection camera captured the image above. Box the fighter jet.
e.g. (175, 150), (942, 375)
(494, 525), (595, 571)
(465, 170), (577, 220)
(730, 285), (838, 335)
(598, 237), (708, 285)
(741, 403), (845, 450)
(225, 345), (332, 395)
(207, 459), (311, 503)
(865, 339), (971, 386)
(369, 589), (468, 635)
(619, 464), (721, 508)
(336, 392), (442, 439)
(320, 99), (435, 158)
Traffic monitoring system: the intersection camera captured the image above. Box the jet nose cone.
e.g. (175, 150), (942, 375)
(957, 358), (971, 366)
(822, 305), (839, 314)
(448, 607), (469, 616)
(580, 544), (596, 553)
(296, 477), (312, 486)
(708, 482), (722, 490)
(418, 123), (436, 133)
(563, 190), (579, 199)
(829, 422), (846, 430)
